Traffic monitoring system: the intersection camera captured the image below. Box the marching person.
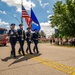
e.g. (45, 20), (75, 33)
(32, 29), (40, 54)
(26, 27), (33, 55)
(8, 23), (17, 58)
(17, 24), (25, 56)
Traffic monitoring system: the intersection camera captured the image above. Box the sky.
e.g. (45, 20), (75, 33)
(0, 0), (65, 38)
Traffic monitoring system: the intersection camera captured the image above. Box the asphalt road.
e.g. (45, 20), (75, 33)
(0, 43), (75, 75)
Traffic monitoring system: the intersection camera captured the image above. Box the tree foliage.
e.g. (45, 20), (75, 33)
(39, 30), (46, 38)
(50, 0), (75, 37)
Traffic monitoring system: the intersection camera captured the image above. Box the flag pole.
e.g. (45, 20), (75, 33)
(21, 0), (23, 25)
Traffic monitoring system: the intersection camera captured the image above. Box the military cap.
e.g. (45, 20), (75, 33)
(27, 27), (31, 30)
(11, 23), (15, 26)
(19, 24), (23, 26)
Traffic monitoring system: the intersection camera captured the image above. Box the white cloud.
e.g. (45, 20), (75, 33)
(15, 26), (19, 30)
(40, 21), (55, 38)
(0, 19), (9, 26)
(0, 10), (7, 14)
(47, 10), (51, 14)
(6, 25), (10, 29)
(2, 0), (35, 12)
(5, 25), (19, 30)
(47, 14), (53, 19)
(37, 0), (49, 8)
(40, 21), (51, 27)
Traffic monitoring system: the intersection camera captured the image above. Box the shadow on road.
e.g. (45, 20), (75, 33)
(1, 55), (22, 62)
(8, 53), (41, 67)
(1, 53), (41, 67)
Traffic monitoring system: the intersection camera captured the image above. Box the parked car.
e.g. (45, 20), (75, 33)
(0, 28), (8, 46)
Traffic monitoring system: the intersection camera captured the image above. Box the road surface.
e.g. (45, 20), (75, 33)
(0, 43), (75, 75)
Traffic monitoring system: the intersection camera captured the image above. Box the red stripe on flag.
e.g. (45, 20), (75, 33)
(22, 5), (32, 27)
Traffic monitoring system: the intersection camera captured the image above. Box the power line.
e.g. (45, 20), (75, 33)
(0, 9), (20, 23)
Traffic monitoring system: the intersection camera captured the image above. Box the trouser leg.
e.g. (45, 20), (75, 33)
(19, 47), (21, 51)
(26, 47), (28, 51)
(21, 41), (25, 55)
(33, 46), (35, 52)
(34, 41), (39, 53)
(19, 40), (25, 55)
(26, 41), (29, 53)
(27, 41), (32, 54)
(35, 43), (39, 53)
(13, 40), (16, 56)
(18, 40), (21, 52)
(10, 42), (16, 57)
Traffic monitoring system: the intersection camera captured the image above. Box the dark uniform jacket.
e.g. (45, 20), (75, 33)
(8, 29), (17, 41)
(17, 29), (25, 41)
(26, 31), (32, 42)
(32, 32), (39, 40)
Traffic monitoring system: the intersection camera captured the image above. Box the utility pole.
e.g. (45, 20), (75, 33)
(21, 0), (23, 25)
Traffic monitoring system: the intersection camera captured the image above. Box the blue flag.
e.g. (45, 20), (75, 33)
(31, 8), (41, 31)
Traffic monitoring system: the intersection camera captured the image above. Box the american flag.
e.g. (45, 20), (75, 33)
(22, 5), (29, 18)
(22, 5), (32, 26)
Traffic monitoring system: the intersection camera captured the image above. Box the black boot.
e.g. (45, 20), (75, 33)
(18, 51), (21, 55)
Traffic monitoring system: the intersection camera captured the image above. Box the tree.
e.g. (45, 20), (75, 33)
(50, 0), (75, 37)
(39, 30), (46, 38)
